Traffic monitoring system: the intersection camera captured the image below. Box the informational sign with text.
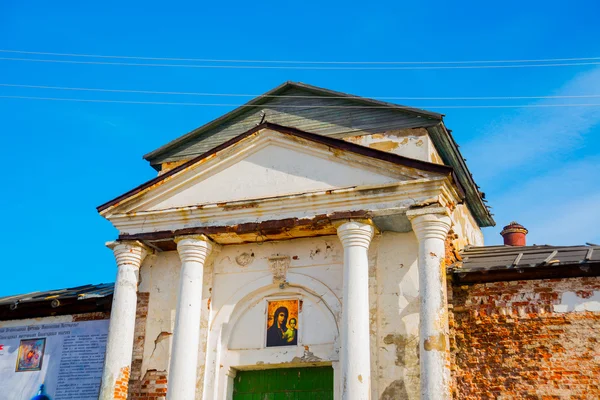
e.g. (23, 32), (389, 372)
(0, 319), (109, 400)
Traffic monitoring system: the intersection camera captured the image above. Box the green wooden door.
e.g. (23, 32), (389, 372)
(233, 366), (334, 400)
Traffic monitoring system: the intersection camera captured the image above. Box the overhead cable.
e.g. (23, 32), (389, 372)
(1, 49), (599, 65)
(1, 95), (600, 109)
(1, 57), (600, 70)
(1, 83), (599, 101)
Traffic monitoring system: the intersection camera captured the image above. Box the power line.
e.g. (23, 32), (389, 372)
(2, 95), (600, 109)
(2, 83), (600, 101)
(1, 49), (600, 65)
(2, 57), (600, 70)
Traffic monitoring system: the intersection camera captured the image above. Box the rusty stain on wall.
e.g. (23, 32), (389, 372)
(368, 141), (400, 152)
(159, 160), (189, 175)
(423, 333), (446, 351)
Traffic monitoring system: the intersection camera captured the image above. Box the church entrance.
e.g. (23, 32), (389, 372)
(232, 366), (334, 399)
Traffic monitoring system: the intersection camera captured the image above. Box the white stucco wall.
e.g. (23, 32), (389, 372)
(343, 128), (444, 165)
(135, 232), (423, 400)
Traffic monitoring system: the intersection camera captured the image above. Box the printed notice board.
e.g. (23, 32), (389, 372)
(0, 319), (109, 400)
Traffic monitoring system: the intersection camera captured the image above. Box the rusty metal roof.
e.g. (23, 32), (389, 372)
(0, 283), (114, 320)
(450, 244), (600, 284)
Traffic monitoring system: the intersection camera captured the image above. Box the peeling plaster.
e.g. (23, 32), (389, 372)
(383, 334), (419, 366)
(342, 128), (439, 165)
(380, 379), (410, 400)
(553, 291), (600, 313)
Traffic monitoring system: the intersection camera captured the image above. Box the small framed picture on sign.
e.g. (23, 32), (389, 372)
(15, 338), (46, 372)
(266, 299), (299, 347)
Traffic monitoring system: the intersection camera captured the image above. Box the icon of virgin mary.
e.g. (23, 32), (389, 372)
(266, 306), (297, 347)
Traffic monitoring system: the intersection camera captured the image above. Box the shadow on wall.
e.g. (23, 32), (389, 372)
(378, 239), (421, 400)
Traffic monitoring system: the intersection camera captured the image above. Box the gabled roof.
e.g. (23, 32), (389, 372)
(450, 244), (600, 284)
(139, 81), (494, 228)
(143, 81), (443, 163)
(98, 122), (456, 213)
(0, 283), (114, 320)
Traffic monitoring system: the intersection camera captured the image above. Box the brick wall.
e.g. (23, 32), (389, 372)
(449, 277), (600, 399)
(125, 292), (168, 400)
(131, 370), (168, 400)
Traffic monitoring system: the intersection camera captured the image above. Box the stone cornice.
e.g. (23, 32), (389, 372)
(107, 176), (461, 236)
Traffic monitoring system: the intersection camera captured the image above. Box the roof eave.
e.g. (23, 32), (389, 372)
(450, 261), (600, 284)
(426, 123), (495, 228)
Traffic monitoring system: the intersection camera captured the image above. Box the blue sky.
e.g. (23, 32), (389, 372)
(0, 0), (599, 296)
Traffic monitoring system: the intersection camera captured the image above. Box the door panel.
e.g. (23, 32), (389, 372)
(233, 366), (334, 400)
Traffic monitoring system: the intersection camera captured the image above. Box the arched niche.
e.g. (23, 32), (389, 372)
(203, 272), (342, 400)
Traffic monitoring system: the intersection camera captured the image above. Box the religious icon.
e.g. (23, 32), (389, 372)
(15, 338), (46, 372)
(266, 299), (299, 347)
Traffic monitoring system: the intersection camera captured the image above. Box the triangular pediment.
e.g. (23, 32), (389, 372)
(99, 124), (452, 216)
(136, 81), (494, 228)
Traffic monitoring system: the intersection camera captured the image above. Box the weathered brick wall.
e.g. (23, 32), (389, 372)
(131, 370), (168, 400)
(449, 277), (600, 399)
(126, 292), (167, 400)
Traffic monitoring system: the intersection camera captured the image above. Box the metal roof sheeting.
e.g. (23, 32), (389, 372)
(143, 81), (443, 164)
(453, 245), (600, 272)
(0, 283), (114, 320)
(449, 244), (600, 284)
(0, 283), (114, 307)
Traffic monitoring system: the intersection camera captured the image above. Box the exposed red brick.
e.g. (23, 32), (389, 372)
(449, 277), (600, 399)
(445, 230), (460, 266)
(127, 292), (152, 399)
(129, 370), (168, 400)
(114, 366), (131, 400)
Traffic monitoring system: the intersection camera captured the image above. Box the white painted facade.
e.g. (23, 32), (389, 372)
(133, 230), (433, 399)
(98, 125), (484, 400)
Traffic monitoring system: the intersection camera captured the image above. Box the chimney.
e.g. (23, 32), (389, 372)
(500, 221), (528, 246)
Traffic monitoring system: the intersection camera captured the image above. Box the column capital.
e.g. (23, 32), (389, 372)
(106, 240), (151, 268)
(175, 234), (213, 264)
(406, 207), (452, 242)
(335, 219), (375, 249)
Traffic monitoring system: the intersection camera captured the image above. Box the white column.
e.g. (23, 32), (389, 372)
(167, 235), (213, 400)
(336, 220), (375, 400)
(407, 207), (452, 400)
(100, 241), (149, 400)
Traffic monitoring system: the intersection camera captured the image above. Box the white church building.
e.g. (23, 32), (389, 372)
(96, 82), (492, 400)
